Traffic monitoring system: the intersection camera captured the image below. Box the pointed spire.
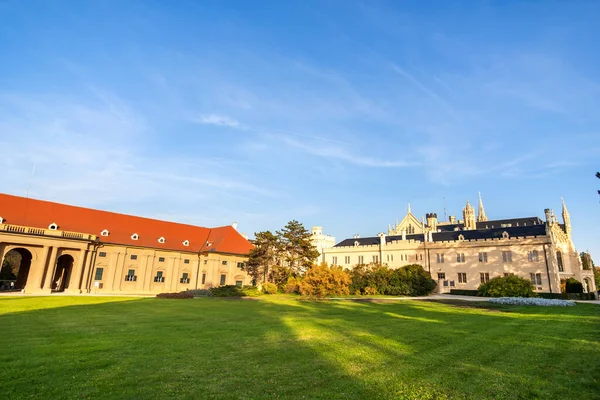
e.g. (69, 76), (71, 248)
(562, 197), (571, 237)
(407, 202), (411, 214)
(477, 192), (488, 222)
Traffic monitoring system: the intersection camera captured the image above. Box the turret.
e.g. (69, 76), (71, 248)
(477, 192), (488, 222)
(463, 201), (476, 230)
(311, 226), (323, 236)
(426, 213), (438, 231)
(561, 198), (571, 238)
(544, 208), (552, 225)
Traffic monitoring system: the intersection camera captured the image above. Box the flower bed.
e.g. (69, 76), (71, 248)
(488, 297), (575, 306)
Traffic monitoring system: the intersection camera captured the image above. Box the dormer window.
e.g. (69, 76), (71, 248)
(502, 231), (509, 239)
(354, 240), (360, 247)
(131, 233), (139, 240)
(182, 240), (190, 247)
(158, 237), (166, 244)
(48, 223), (58, 230)
(101, 229), (109, 237)
(458, 234), (465, 241)
(0, 216), (4, 224)
(206, 242), (212, 247)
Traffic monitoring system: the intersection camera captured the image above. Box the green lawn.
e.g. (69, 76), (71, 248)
(0, 296), (598, 399)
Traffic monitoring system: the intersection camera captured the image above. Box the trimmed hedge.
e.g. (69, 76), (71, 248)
(349, 264), (436, 296)
(210, 285), (262, 297)
(186, 289), (212, 297)
(449, 289), (479, 297)
(538, 292), (596, 300)
(156, 291), (194, 299)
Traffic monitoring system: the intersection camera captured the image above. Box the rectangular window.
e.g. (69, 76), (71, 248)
(204, 260), (208, 264)
(391, 254), (394, 262)
(98, 252), (107, 258)
(184, 259), (190, 264)
(94, 268), (104, 281)
(456, 253), (465, 263)
(154, 271), (164, 283)
(527, 251), (540, 262)
(237, 262), (245, 269)
(220, 274), (226, 285)
(235, 280), (243, 287)
(180, 272), (190, 284)
(201, 273), (206, 284)
(345, 256), (350, 264)
(222, 261), (228, 265)
(158, 257), (165, 262)
(436, 253), (444, 263)
(130, 254), (138, 260)
(125, 269), (136, 282)
(480, 272), (490, 283)
(458, 272), (467, 283)
(478, 252), (488, 263)
(437, 272), (446, 280)
(332, 256), (338, 265)
(373, 255), (379, 263)
(358, 256), (364, 264)
(530, 273), (542, 286)
(502, 251), (512, 263)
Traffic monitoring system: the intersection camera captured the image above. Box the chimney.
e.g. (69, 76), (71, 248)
(544, 209), (551, 225)
(377, 232), (386, 246)
(353, 234), (360, 239)
(232, 222), (238, 231)
(449, 215), (456, 224)
(428, 230), (433, 242)
(401, 229), (406, 241)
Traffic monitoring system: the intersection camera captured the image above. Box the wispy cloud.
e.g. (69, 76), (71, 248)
(193, 114), (243, 128)
(275, 134), (419, 168)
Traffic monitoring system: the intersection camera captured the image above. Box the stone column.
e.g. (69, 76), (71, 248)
(27, 245), (51, 293)
(42, 246), (60, 293)
(66, 249), (87, 294)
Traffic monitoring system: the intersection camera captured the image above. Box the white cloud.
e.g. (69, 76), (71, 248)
(193, 114), (242, 128)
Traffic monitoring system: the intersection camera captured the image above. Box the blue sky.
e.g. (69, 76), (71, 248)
(1, 1), (599, 260)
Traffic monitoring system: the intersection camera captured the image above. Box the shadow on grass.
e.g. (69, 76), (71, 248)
(0, 297), (598, 399)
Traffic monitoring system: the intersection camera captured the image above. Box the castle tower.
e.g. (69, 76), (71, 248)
(477, 192), (488, 222)
(426, 213), (438, 231)
(463, 201), (476, 230)
(561, 198), (571, 238)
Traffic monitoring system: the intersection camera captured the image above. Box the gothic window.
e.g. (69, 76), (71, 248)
(557, 251), (564, 272)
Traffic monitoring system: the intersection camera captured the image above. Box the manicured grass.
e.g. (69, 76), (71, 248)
(0, 296), (598, 399)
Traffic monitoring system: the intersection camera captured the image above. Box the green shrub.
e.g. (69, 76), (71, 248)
(349, 263), (436, 296)
(262, 282), (278, 294)
(156, 291), (194, 299)
(210, 285), (262, 297)
(283, 277), (301, 293)
(565, 278), (584, 294)
(478, 275), (535, 297)
(449, 289), (479, 296)
(364, 286), (377, 295)
(298, 263), (350, 298)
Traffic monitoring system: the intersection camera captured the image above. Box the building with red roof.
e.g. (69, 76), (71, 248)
(0, 193), (254, 294)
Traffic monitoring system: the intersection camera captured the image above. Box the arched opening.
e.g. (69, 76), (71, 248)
(53, 254), (74, 292)
(0, 248), (33, 291)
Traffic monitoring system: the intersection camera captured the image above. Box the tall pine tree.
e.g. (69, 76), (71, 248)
(277, 220), (320, 275)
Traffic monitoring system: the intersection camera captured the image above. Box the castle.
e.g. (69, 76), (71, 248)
(322, 195), (596, 295)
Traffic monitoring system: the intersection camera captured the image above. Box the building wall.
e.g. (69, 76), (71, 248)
(323, 234), (596, 294)
(0, 223), (250, 295)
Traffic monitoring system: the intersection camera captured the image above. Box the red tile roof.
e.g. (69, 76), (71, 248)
(0, 193), (253, 255)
